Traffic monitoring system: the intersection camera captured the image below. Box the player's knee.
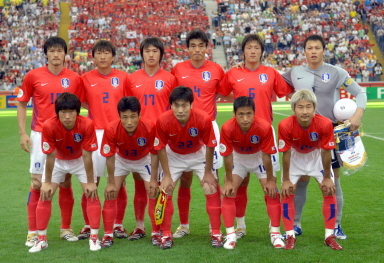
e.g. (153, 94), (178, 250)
(31, 177), (42, 190)
(202, 183), (216, 195)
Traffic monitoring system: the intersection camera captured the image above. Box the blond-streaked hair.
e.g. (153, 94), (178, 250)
(291, 90), (317, 111)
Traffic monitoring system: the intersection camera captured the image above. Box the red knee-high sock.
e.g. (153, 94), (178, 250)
(86, 197), (101, 230)
(36, 199), (52, 231)
(102, 199), (117, 235)
(323, 195), (337, 229)
(206, 192), (222, 235)
(81, 193), (89, 225)
(134, 180), (147, 223)
(235, 185), (248, 217)
(58, 186), (74, 229)
(148, 198), (161, 233)
(222, 196), (236, 228)
(281, 194), (295, 231)
(161, 195), (173, 237)
(116, 186), (127, 224)
(177, 187), (191, 225)
(265, 193), (281, 228)
(27, 187), (40, 231)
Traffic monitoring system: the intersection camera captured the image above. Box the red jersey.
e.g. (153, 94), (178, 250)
(42, 115), (98, 160)
(101, 118), (156, 161)
(154, 108), (217, 155)
(17, 67), (81, 132)
(171, 60), (225, 121)
(126, 68), (176, 122)
(278, 114), (335, 154)
(220, 65), (294, 124)
(220, 116), (276, 156)
(80, 69), (129, 129)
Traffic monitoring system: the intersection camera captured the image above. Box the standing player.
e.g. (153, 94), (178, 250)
(171, 29), (225, 238)
(29, 92), (101, 253)
(126, 37), (177, 241)
(279, 90), (342, 250)
(154, 86), (222, 249)
(220, 34), (293, 239)
(220, 96), (284, 250)
(78, 40), (130, 240)
(17, 36), (81, 246)
(282, 35), (367, 239)
(99, 96), (159, 248)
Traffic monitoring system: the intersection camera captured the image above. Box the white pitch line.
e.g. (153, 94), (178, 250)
(273, 112), (384, 142)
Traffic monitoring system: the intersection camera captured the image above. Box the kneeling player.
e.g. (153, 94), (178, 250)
(154, 86), (222, 249)
(100, 96), (158, 248)
(279, 90), (342, 250)
(220, 96), (284, 250)
(29, 93), (101, 253)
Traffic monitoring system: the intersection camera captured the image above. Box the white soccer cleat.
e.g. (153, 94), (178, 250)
(223, 233), (237, 250)
(89, 238), (101, 251)
(270, 233), (285, 249)
(172, 226), (190, 238)
(60, 229), (79, 241)
(235, 228), (246, 239)
(29, 240), (48, 253)
(25, 233), (38, 247)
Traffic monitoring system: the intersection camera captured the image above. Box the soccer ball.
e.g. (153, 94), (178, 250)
(333, 98), (357, 122)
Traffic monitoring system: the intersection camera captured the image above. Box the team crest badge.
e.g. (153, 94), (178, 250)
(309, 132), (319, 141)
(111, 77), (119, 88)
(155, 80), (164, 91)
(189, 128), (198, 137)
(250, 135), (259, 144)
(74, 133), (83, 142)
(202, 71), (211, 82)
(61, 78), (70, 89)
(259, 74), (268, 83)
(137, 137), (147, 146)
(321, 73), (331, 83)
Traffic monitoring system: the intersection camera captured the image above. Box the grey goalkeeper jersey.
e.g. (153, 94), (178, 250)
(283, 63), (367, 123)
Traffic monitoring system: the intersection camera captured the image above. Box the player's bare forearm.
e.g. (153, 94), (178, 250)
(321, 149), (332, 179)
(282, 150), (291, 182)
(204, 146), (215, 174)
(158, 148), (173, 193)
(82, 150), (95, 183)
(17, 101), (31, 152)
(150, 153), (159, 182)
(223, 154), (233, 182)
(262, 152), (274, 182)
(105, 156), (116, 185)
(44, 153), (56, 184)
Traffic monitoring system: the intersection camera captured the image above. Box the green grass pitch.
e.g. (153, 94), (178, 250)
(0, 101), (383, 262)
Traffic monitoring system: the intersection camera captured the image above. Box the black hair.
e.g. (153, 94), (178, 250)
(92, 40), (116, 57)
(140, 37), (164, 63)
(169, 86), (194, 105)
(43, 36), (67, 55)
(233, 96), (255, 113)
(241, 34), (265, 55)
(117, 96), (141, 115)
(55, 92), (81, 115)
(186, 29), (209, 48)
(304, 35), (326, 50)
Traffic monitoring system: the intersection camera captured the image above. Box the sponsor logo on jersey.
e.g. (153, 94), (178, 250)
(309, 132), (319, 141)
(329, 142), (335, 146)
(111, 77), (120, 88)
(137, 137), (147, 146)
(155, 80), (164, 91)
(259, 74), (268, 83)
(103, 144), (110, 154)
(43, 142), (50, 151)
(278, 139), (285, 149)
(189, 127), (198, 137)
(219, 143), (227, 153)
(202, 71), (211, 82)
(91, 143), (97, 148)
(321, 73), (331, 83)
(74, 133), (83, 142)
(250, 135), (259, 144)
(61, 78), (70, 89)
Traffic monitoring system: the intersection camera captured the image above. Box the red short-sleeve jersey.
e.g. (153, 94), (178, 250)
(101, 118), (156, 160)
(42, 115), (98, 160)
(171, 60), (225, 121)
(125, 68), (176, 122)
(17, 67), (82, 132)
(154, 108), (217, 154)
(220, 117), (277, 156)
(220, 65), (293, 124)
(278, 114), (336, 154)
(80, 69), (129, 129)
